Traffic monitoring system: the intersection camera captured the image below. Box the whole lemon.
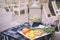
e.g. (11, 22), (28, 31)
(29, 34), (35, 38)
(26, 32), (30, 37)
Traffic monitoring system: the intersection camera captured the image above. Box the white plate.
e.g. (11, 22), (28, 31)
(17, 30), (50, 40)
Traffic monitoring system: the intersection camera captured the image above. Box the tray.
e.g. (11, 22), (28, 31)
(17, 30), (50, 40)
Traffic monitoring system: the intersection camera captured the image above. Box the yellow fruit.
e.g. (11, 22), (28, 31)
(29, 34), (35, 38)
(30, 30), (35, 34)
(25, 30), (35, 39)
(26, 32), (30, 37)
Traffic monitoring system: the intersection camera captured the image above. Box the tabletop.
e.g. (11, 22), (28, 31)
(0, 23), (54, 40)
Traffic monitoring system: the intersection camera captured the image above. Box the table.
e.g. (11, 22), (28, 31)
(0, 24), (53, 40)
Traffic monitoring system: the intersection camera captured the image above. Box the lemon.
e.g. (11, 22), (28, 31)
(30, 30), (35, 34)
(26, 32), (30, 37)
(26, 30), (35, 39)
(29, 34), (35, 38)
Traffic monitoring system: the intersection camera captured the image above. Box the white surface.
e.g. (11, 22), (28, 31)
(31, 1), (40, 7)
(42, 3), (52, 24)
(18, 31), (50, 40)
(0, 10), (12, 32)
(34, 25), (46, 28)
(38, 25), (46, 28)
